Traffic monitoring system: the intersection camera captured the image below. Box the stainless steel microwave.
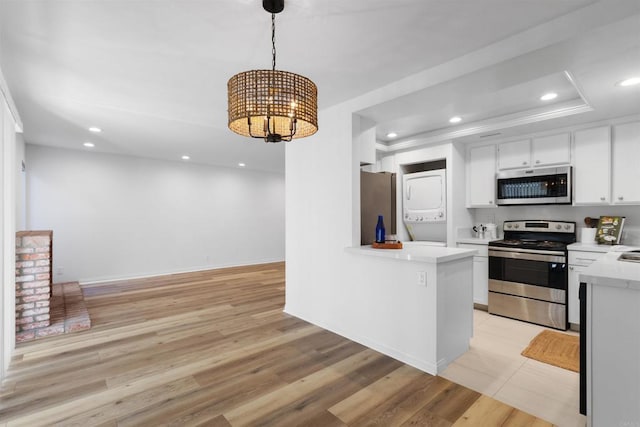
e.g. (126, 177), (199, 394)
(496, 166), (572, 205)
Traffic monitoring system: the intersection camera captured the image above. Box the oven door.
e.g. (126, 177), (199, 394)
(488, 247), (568, 329)
(489, 249), (567, 292)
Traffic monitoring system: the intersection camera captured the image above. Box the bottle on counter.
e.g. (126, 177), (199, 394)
(375, 215), (386, 243)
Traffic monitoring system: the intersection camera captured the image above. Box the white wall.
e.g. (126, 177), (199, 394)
(26, 145), (285, 283)
(284, 99), (473, 364)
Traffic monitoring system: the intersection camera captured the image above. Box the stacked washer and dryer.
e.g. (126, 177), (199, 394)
(402, 168), (447, 246)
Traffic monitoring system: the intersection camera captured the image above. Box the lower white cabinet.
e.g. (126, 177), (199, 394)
(567, 249), (606, 326)
(458, 242), (488, 305)
(568, 265), (586, 325)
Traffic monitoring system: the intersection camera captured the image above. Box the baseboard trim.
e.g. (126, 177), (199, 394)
(80, 259), (285, 286)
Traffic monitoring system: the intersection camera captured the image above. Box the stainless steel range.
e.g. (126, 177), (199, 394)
(488, 220), (576, 330)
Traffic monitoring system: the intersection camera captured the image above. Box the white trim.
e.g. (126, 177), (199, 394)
(0, 66), (23, 133)
(564, 70), (590, 107)
(79, 258), (285, 286)
(383, 99), (592, 153)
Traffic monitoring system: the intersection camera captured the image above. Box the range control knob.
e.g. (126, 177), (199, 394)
(438, 212), (444, 218)
(506, 224), (512, 229)
(564, 224), (571, 230)
(514, 224), (520, 229)
(556, 224), (562, 230)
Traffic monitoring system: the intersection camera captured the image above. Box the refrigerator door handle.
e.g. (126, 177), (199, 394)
(406, 184), (411, 200)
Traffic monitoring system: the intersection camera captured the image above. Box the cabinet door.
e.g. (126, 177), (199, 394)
(532, 133), (571, 166)
(358, 126), (376, 166)
(573, 126), (610, 205)
(473, 256), (488, 305)
(612, 121), (640, 204)
(467, 144), (496, 207)
(568, 264), (586, 325)
(498, 139), (530, 170)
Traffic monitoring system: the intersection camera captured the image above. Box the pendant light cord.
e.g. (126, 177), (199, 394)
(271, 13), (276, 71)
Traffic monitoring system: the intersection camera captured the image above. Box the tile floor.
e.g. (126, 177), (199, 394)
(441, 309), (586, 427)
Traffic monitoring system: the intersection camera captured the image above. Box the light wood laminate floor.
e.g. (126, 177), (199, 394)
(1, 262), (552, 426)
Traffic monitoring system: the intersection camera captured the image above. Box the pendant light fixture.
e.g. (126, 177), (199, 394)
(227, 0), (318, 143)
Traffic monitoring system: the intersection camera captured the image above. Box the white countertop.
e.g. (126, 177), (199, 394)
(580, 251), (640, 290)
(346, 245), (477, 264)
(568, 242), (640, 253)
(456, 237), (498, 245)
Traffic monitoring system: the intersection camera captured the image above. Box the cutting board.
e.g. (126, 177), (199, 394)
(372, 241), (403, 249)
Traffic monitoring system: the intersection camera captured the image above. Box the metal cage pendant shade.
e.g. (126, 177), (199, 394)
(227, 0), (318, 143)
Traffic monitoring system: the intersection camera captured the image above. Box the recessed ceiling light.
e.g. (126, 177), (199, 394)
(83, 142), (95, 148)
(540, 92), (558, 101)
(449, 116), (462, 124)
(386, 132), (398, 138)
(238, 162), (246, 167)
(181, 155), (190, 160)
(617, 77), (640, 87)
(88, 126), (102, 133)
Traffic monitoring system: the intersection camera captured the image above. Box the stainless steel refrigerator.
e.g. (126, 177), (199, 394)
(360, 171), (397, 245)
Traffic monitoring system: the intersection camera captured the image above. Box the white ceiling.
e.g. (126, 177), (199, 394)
(0, 0), (639, 172)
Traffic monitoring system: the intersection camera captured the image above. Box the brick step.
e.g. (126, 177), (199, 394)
(16, 282), (92, 344)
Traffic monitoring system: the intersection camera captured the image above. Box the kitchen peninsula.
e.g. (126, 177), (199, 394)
(334, 245), (476, 375)
(580, 250), (640, 426)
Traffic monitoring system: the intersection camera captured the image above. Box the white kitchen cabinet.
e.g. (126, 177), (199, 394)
(357, 126), (376, 166)
(568, 264), (586, 325)
(573, 126), (610, 205)
(612, 121), (640, 204)
(466, 144), (496, 208)
(532, 133), (571, 166)
(498, 134), (571, 171)
(497, 139), (530, 170)
(457, 243), (488, 306)
(567, 248), (606, 326)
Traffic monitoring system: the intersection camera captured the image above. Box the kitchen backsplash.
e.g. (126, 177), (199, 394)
(473, 205), (640, 245)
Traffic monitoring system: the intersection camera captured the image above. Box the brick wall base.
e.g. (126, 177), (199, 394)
(15, 231), (53, 334)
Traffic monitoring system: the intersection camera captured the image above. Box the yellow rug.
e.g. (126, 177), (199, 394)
(521, 330), (579, 372)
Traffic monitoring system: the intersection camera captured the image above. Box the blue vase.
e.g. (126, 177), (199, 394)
(375, 215), (385, 243)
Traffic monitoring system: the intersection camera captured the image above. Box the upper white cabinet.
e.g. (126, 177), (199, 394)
(497, 139), (530, 170)
(357, 126), (376, 166)
(612, 122), (640, 204)
(573, 126), (610, 205)
(497, 134), (571, 170)
(532, 133), (571, 166)
(467, 144), (496, 208)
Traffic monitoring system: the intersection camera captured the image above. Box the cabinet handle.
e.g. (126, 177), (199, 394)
(569, 266), (574, 271)
(522, 161), (528, 165)
(618, 196), (624, 201)
(600, 197), (605, 201)
(535, 160), (540, 164)
(489, 200), (493, 204)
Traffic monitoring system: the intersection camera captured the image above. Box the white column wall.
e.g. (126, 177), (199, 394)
(1, 97), (17, 379)
(26, 145), (285, 283)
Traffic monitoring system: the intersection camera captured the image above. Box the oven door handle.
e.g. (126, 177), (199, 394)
(488, 250), (566, 263)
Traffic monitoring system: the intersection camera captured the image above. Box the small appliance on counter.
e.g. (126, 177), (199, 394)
(472, 223), (497, 240)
